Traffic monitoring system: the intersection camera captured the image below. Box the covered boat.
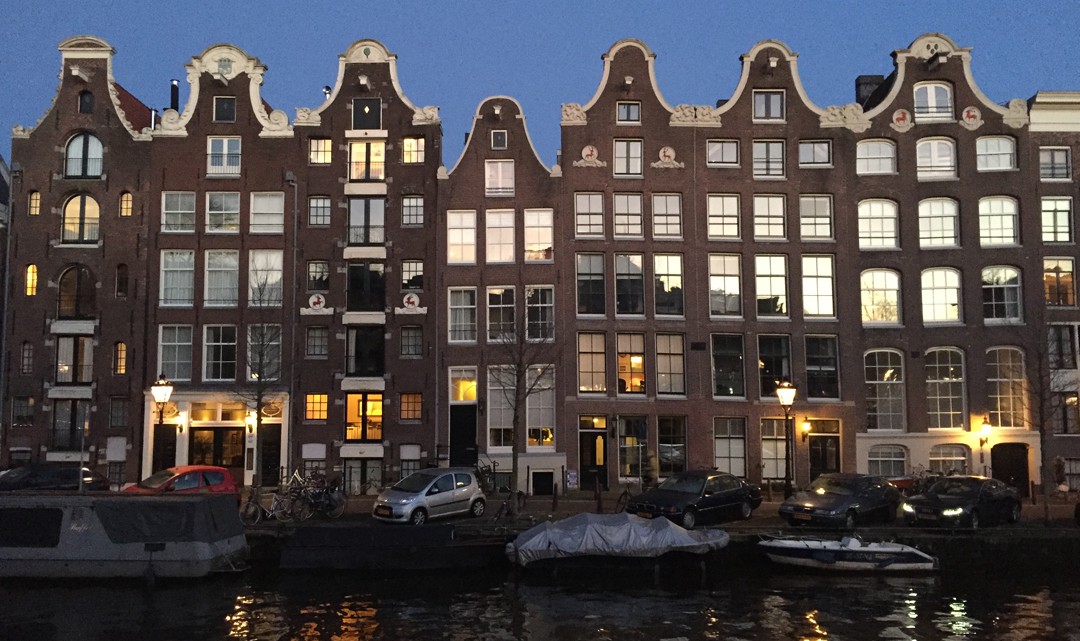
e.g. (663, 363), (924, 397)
(0, 493), (248, 578)
(506, 512), (729, 567)
(758, 535), (937, 572)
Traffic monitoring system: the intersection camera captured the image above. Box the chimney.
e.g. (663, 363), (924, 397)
(170, 79), (179, 111)
(855, 75), (885, 105)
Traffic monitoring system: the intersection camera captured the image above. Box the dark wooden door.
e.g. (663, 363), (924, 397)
(579, 431), (608, 491)
(449, 405), (478, 467)
(151, 423), (176, 473)
(991, 443), (1029, 497)
(808, 435), (840, 482)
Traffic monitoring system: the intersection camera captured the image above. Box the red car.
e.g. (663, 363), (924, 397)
(124, 465), (239, 498)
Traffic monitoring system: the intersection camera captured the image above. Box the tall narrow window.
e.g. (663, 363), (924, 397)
(248, 250), (283, 307)
(62, 194), (100, 243)
(119, 192), (133, 217)
(761, 419), (787, 481)
(758, 335), (791, 399)
(713, 418), (746, 476)
(345, 326), (384, 377)
(978, 197), (1018, 246)
(613, 193), (643, 237)
(58, 266), (94, 319)
(25, 265), (37, 296)
(487, 287), (515, 342)
(205, 250), (239, 307)
(307, 261), (330, 292)
(616, 333), (645, 395)
(488, 366), (513, 447)
(485, 209), (514, 263)
(858, 199), (898, 249)
(656, 334), (685, 395)
(447, 210), (476, 264)
(20, 342), (34, 375)
(707, 194), (740, 239)
(615, 254), (644, 315)
(575, 193), (604, 237)
(657, 417), (687, 476)
(449, 288), (477, 342)
(485, 160), (515, 196)
(55, 337), (93, 384)
(921, 268), (962, 323)
(207, 192), (240, 233)
(524, 209), (553, 262)
(115, 264), (128, 298)
(654, 254), (683, 316)
(28, 191), (41, 216)
(1044, 259), (1075, 306)
(203, 325), (237, 381)
(800, 195), (833, 240)
(159, 325), (193, 381)
(613, 140), (642, 177)
(925, 348), (966, 429)
(711, 334), (745, 397)
(805, 336), (839, 399)
(113, 342), (127, 375)
(652, 194), (682, 238)
(1048, 325), (1078, 370)
(160, 250), (195, 306)
(865, 350), (905, 430)
(577, 254), (605, 315)
(247, 324), (282, 382)
(987, 347), (1026, 429)
(982, 266), (1022, 323)
(755, 255), (788, 317)
(348, 197), (385, 245)
(526, 286), (555, 340)
(400, 326), (423, 358)
(802, 255), (835, 318)
(306, 327), (329, 358)
(1042, 198), (1073, 243)
(65, 133), (103, 178)
(77, 90), (94, 113)
(709, 254), (741, 317)
(577, 333), (606, 393)
(526, 368), (555, 448)
(919, 198), (959, 247)
(860, 269), (901, 324)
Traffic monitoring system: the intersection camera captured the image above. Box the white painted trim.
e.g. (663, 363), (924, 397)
(447, 96), (553, 175)
(576, 39), (677, 119)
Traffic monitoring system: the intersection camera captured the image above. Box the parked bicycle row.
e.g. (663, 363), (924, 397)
(239, 470), (347, 525)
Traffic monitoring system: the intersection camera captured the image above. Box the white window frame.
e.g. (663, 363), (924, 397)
(753, 140), (785, 178)
(204, 249), (239, 307)
(918, 198), (960, 248)
(159, 250), (194, 307)
(485, 209), (515, 263)
(976, 136), (1016, 172)
(978, 196), (1019, 247)
(925, 348), (967, 430)
(860, 269), (901, 325)
(447, 210), (477, 265)
(802, 255), (836, 318)
(613, 139), (643, 177)
(449, 288), (477, 343)
(709, 254), (742, 318)
(753, 194), (786, 240)
(613, 193), (643, 238)
(207, 136), (241, 175)
(982, 266), (1023, 324)
(1042, 197), (1073, 243)
(914, 82), (953, 122)
(655, 334), (686, 395)
(800, 195), (833, 240)
(203, 325), (237, 382)
(248, 249), (283, 307)
(707, 140), (739, 167)
(856, 140), (897, 175)
(707, 194), (740, 239)
(921, 268), (962, 324)
(858, 199), (899, 249)
(162, 191), (195, 233)
(916, 138), (957, 180)
(865, 351), (905, 431)
(159, 324), (193, 382)
(250, 192), (285, 234)
(524, 209), (553, 262)
(1040, 147), (1072, 181)
(755, 255), (788, 318)
(485, 160), (515, 197)
(652, 194), (682, 238)
(798, 140), (832, 167)
(575, 193), (604, 237)
(206, 192), (240, 233)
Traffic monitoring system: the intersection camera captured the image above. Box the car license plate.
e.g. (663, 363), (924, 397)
(794, 513), (812, 521)
(921, 513), (937, 520)
(637, 511), (653, 518)
(374, 505), (392, 517)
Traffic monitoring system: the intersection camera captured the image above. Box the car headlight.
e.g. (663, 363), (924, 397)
(397, 498), (412, 505)
(942, 507), (964, 517)
(901, 503), (915, 513)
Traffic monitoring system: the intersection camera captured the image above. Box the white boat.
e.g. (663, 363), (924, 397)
(758, 535), (937, 572)
(506, 512), (729, 567)
(0, 493), (248, 578)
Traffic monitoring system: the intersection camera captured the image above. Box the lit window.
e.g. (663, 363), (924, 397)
(708, 194), (740, 239)
(402, 196), (424, 226)
(921, 268), (962, 323)
(976, 136), (1016, 171)
(654, 254), (683, 316)
(982, 266), (1022, 323)
(755, 255), (788, 317)
(402, 136), (425, 164)
(55, 336), (93, 384)
(707, 140), (739, 167)
(1040, 147), (1071, 180)
(1044, 258), (1076, 306)
(345, 393), (383, 441)
(916, 138), (956, 180)
(575, 193), (604, 237)
(616, 102), (640, 123)
(207, 136), (241, 175)
(206, 192), (240, 233)
(28, 191), (41, 216)
(349, 141), (386, 181)
(305, 394), (328, 421)
(856, 140), (896, 175)
(802, 255), (835, 318)
(926, 348), (966, 429)
(865, 351), (905, 430)
(753, 140), (785, 177)
(753, 195), (786, 239)
(978, 197), (1018, 246)
(860, 269), (901, 324)
(449, 367), (477, 402)
(919, 198), (959, 247)
(913, 82), (953, 121)
(485, 159), (515, 196)
(65, 133), (103, 178)
(858, 200), (898, 249)
(1042, 198), (1073, 243)
(616, 333), (646, 395)
(113, 342), (127, 375)
(119, 192), (133, 217)
(753, 90), (785, 121)
(652, 194), (682, 238)
(213, 97), (236, 123)
(800, 195), (833, 240)
(400, 394), (422, 420)
(708, 254), (741, 317)
(485, 209), (514, 263)
(308, 138), (332, 164)
(25, 265), (37, 296)
(577, 333), (606, 393)
(614, 193), (643, 237)
(798, 140), (832, 167)
(250, 192), (285, 234)
(987, 347), (1026, 429)
(615, 253), (644, 315)
(308, 196), (331, 226)
(62, 194), (100, 243)
(613, 140), (642, 177)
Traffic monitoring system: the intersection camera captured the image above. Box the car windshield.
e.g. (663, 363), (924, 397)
(928, 478), (980, 497)
(392, 471), (438, 493)
(657, 475), (705, 494)
(0, 467), (32, 483)
(139, 469), (178, 489)
(809, 476), (857, 496)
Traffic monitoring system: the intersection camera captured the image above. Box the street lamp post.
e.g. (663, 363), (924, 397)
(151, 374), (174, 468)
(776, 381), (797, 499)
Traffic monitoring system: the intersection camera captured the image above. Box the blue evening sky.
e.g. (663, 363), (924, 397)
(1, 1), (1078, 167)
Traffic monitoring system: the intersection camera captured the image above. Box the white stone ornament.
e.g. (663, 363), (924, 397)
(890, 109), (914, 133)
(572, 145), (607, 167)
(651, 146), (684, 169)
(959, 106), (983, 131)
(308, 293), (326, 310)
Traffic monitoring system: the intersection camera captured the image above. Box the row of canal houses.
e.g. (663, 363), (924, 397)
(4, 33), (1080, 498)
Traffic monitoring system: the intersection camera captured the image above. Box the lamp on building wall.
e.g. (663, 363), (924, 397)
(150, 374), (173, 436)
(801, 417), (812, 443)
(246, 411), (257, 434)
(979, 416), (992, 464)
(775, 381), (797, 499)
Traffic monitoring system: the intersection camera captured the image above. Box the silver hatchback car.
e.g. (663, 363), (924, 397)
(372, 467), (486, 525)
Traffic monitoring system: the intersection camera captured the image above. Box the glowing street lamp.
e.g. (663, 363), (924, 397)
(151, 373), (174, 435)
(776, 381), (797, 499)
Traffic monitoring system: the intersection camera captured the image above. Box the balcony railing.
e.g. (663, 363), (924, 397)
(207, 153), (242, 176)
(65, 157), (103, 178)
(349, 161), (385, 181)
(914, 104), (953, 121)
(485, 185), (515, 197)
(1041, 163), (1071, 180)
(348, 225), (385, 245)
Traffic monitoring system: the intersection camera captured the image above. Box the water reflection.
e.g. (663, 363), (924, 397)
(0, 568), (1077, 640)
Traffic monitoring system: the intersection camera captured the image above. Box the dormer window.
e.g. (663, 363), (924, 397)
(914, 82), (953, 122)
(491, 130), (507, 150)
(213, 97), (236, 123)
(753, 90), (785, 121)
(352, 98), (381, 130)
(77, 91), (93, 114)
(207, 136), (241, 176)
(617, 102), (640, 124)
(65, 133), (103, 178)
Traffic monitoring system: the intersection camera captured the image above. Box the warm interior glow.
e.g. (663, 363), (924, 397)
(775, 381), (796, 407)
(150, 374), (173, 405)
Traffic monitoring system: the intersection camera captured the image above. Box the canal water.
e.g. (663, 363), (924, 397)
(2, 564), (1078, 640)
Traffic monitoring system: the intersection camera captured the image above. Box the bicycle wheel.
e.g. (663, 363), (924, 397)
(239, 500), (262, 525)
(271, 496), (294, 522)
(614, 490), (630, 513)
(291, 495), (314, 521)
(326, 490), (346, 519)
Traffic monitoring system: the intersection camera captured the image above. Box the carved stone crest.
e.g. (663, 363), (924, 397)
(959, 105), (983, 131)
(912, 36), (955, 60)
(216, 57), (234, 78)
(1002, 98), (1029, 129)
(412, 105), (441, 126)
(572, 144), (606, 167)
(670, 104), (723, 126)
(294, 107), (321, 126)
(890, 109), (914, 133)
(561, 103), (587, 126)
(650, 146), (684, 169)
(819, 103), (871, 133)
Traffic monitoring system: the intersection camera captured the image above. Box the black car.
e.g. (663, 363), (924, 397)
(0, 463), (110, 492)
(901, 475), (1021, 529)
(778, 473), (900, 529)
(624, 470), (762, 529)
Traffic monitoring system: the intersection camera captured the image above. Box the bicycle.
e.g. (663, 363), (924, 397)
(492, 485), (527, 522)
(239, 485), (300, 525)
(614, 482), (634, 513)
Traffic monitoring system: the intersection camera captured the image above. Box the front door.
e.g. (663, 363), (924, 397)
(257, 424), (281, 487)
(807, 435), (840, 483)
(449, 405), (478, 467)
(151, 423), (176, 473)
(579, 431), (608, 491)
(991, 443), (1029, 497)
(190, 427), (245, 486)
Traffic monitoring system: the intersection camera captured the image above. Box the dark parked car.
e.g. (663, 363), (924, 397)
(901, 475), (1021, 529)
(779, 473), (900, 529)
(0, 463), (110, 492)
(624, 470), (762, 529)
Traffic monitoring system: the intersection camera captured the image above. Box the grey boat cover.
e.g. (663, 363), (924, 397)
(506, 512), (729, 566)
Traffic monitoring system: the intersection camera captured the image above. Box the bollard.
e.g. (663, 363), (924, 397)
(552, 483), (559, 512)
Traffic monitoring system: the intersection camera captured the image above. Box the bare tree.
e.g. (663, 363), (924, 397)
(485, 285), (557, 515)
(1026, 326), (1079, 523)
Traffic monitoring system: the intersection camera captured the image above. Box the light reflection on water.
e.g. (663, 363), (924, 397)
(1, 568), (1079, 640)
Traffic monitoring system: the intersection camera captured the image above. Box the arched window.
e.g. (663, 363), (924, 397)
(27, 191), (41, 216)
(860, 269), (901, 324)
(119, 192), (133, 217)
(978, 197), (1019, 246)
(856, 140), (896, 175)
(914, 82), (953, 122)
(868, 445), (907, 477)
(976, 136), (1016, 171)
(115, 264), (129, 298)
(857, 200), (898, 248)
(25, 265), (38, 296)
(865, 350), (905, 430)
(65, 132), (103, 178)
(916, 138), (956, 179)
(62, 194), (100, 243)
(57, 265), (95, 319)
(921, 268), (962, 323)
(982, 266), (1022, 323)
(919, 198), (959, 247)
(925, 348), (966, 429)
(20, 342), (33, 375)
(929, 444), (969, 475)
(988, 347), (1026, 429)
(113, 342), (127, 375)
(77, 90), (94, 114)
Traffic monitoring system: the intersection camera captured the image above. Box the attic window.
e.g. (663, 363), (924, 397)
(753, 90), (785, 121)
(78, 91), (94, 114)
(214, 97), (236, 123)
(617, 102), (640, 124)
(491, 130), (507, 150)
(914, 83), (953, 122)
